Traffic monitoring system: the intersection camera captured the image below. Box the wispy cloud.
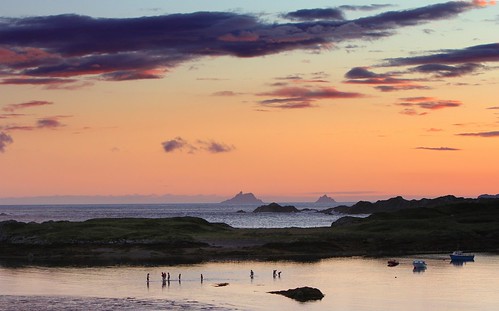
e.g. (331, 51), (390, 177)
(162, 137), (235, 154)
(396, 96), (462, 116)
(384, 43), (499, 67)
(3, 100), (53, 112)
(2, 116), (67, 131)
(0, 132), (13, 152)
(457, 130), (499, 137)
(415, 146), (461, 151)
(409, 63), (483, 77)
(257, 85), (363, 109)
(0, 2), (478, 85)
(343, 67), (428, 92)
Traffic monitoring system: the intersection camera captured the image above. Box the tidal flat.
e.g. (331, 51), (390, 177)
(0, 199), (498, 265)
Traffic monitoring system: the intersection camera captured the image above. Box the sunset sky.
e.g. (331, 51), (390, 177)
(0, 1), (498, 203)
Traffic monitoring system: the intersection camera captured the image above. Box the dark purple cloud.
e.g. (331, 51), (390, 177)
(284, 8), (345, 21)
(198, 140), (235, 153)
(457, 131), (499, 137)
(385, 43), (499, 66)
(410, 63), (482, 77)
(37, 117), (64, 129)
(162, 137), (188, 152)
(415, 146), (461, 151)
(0, 132), (13, 152)
(344, 67), (428, 91)
(0, 2), (477, 83)
(162, 137), (235, 154)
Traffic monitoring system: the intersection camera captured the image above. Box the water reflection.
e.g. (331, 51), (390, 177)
(412, 267), (427, 273)
(450, 259), (474, 267)
(1, 255), (499, 311)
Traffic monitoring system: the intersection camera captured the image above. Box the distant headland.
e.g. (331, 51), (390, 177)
(221, 191), (264, 204)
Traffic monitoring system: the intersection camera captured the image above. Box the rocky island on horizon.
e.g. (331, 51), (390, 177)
(315, 194), (336, 204)
(221, 191), (264, 204)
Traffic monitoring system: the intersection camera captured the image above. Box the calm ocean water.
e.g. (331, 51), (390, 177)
(0, 202), (353, 228)
(1, 255), (499, 310)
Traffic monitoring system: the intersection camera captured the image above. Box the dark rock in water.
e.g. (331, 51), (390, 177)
(315, 194), (336, 204)
(269, 286), (324, 302)
(214, 282), (229, 287)
(253, 202), (299, 213)
(236, 210), (246, 213)
(221, 191), (264, 204)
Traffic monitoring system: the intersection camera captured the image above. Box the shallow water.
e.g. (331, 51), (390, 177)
(1, 254), (498, 310)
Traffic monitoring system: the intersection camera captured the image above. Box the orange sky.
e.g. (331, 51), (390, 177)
(0, 1), (498, 203)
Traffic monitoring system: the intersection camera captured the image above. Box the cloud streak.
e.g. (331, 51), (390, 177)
(396, 96), (462, 116)
(0, 2), (478, 85)
(416, 146), (461, 151)
(257, 86), (363, 109)
(457, 131), (499, 137)
(162, 137), (235, 154)
(3, 100), (53, 112)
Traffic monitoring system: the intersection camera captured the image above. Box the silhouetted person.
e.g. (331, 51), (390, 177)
(250, 270), (254, 278)
(278, 271), (281, 278)
(273, 270), (277, 278)
(167, 272), (170, 282)
(147, 273), (150, 283)
(201, 274), (204, 283)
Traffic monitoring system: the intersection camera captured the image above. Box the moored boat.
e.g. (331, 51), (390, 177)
(450, 251), (474, 261)
(412, 260), (427, 269)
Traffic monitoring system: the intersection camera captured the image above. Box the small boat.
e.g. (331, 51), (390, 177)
(450, 251), (475, 261)
(413, 260), (427, 269)
(387, 259), (399, 267)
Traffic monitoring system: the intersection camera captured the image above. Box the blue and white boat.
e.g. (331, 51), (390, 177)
(412, 260), (427, 269)
(450, 251), (474, 261)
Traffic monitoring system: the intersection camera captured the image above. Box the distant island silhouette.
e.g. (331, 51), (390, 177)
(315, 194), (336, 204)
(221, 191), (264, 204)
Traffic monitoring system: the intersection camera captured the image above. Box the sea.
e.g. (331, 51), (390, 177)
(1, 203), (498, 310)
(0, 202), (355, 228)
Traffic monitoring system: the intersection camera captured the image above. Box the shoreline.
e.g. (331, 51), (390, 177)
(1, 199), (499, 266)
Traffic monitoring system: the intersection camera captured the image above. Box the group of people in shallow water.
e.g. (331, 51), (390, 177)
(146, 270), (282, 284)
(146, 272), (200, 285)
(250, 269), (282, 279)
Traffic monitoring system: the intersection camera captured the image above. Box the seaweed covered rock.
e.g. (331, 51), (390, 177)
(269, 286), (324, 302)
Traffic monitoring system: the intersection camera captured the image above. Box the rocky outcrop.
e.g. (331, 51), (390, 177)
(479, 194), (499, 199)
(253, 202), (299, 213)
(331, 216), (363, 227)
(315, 194), (336, 204)
(333, 195), (469, 214)
(221, 191), (264, 204)
(269, 287), (324, 302)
